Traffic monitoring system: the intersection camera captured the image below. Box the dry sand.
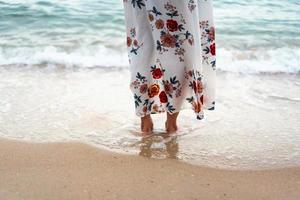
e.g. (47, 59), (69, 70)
(0, 138), (299, 200)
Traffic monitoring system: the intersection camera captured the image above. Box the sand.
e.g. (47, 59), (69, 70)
(0, 138), (299, 200)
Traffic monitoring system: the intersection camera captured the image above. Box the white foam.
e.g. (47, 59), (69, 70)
(0, 45), (299, 73)
(0, 45), (129, 68)
(217, 47), (300, 74)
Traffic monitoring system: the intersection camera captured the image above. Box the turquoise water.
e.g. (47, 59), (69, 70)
(0, 0), (299, 73)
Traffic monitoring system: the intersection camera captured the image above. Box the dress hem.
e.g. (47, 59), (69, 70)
(134, 101), (215, 120)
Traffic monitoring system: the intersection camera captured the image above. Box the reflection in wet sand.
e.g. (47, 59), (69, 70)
(0, 68), (299, 169)
(139, 133), (179, 159)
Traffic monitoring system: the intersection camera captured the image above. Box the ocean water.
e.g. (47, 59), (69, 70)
(0, 0), (300, 170)
(0, 0), (299, 73)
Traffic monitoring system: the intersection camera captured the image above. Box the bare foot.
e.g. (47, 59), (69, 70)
(141, 114), (153, 135)
(165, 112), (179, 134)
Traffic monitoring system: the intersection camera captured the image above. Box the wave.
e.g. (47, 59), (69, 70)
(0, 46), (129, 69)
(217, 47), (300, 74)
(267, 95), (300, 102)
(0, 45), (299, 74)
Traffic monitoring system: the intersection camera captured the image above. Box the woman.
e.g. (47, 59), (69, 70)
(123, 0), (216, 134)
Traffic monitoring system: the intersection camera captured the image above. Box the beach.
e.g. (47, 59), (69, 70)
(1, 68), (299, 170)
(0, 1), (300, 199)
(1, 138), (300, 200)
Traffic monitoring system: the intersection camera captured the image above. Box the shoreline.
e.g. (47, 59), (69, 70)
(0, 138), (299, 200)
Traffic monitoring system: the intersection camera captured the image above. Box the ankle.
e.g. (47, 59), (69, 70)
(141, 115), (153, 134)
(165, 120), (177, 127)
(165, 120), (178, 130)
(141, 114), (151, 120)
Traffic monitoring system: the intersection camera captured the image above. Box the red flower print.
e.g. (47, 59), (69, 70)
(130, 80), (139, 89)
(142, 106), (147, 113)
(127, 37), (132, 47)
(159, 91), (168, 103)
(155, 19), (164, 29)
(192, 80), (203, 93)
(192, 100), (202, 113)
(192, 80), (197, 93)
(148, 13), (154, 22)
(197, 80), (203, 93)
(208, 27), (215, 41)
(148, 84), (160, 98)
(133, 39), (138, 46)
(200, 95), (204, 104)
(161, 33), (176, 48)
(164, 82), (173, 95)
(139, 84), (148, 94)
(153, 104), (159, 112)
(152, 68), (163, 79)
(166, 19), (178, 32)
(210, 43), (216, 56)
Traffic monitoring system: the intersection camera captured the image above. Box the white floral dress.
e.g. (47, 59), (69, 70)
(123, 0), (216, 120)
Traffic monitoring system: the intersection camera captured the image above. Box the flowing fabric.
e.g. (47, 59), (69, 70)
(123, 0), (216, 120)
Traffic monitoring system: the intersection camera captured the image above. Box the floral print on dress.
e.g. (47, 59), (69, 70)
(123, 0), (216, 120)
(200, 20), (216, 70)
(147, 3), (194, 62)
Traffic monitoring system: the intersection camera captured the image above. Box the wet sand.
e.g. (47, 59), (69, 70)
(1, 69), (300, 169)
(0, 138), (299, 200)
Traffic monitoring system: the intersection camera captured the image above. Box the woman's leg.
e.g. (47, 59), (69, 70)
(123, 1), (156, 135)
(165, 112), (179, 133)
(141, 114), (153, 134)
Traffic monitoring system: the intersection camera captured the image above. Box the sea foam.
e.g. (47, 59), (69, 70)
(0, 45), (299, 74)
